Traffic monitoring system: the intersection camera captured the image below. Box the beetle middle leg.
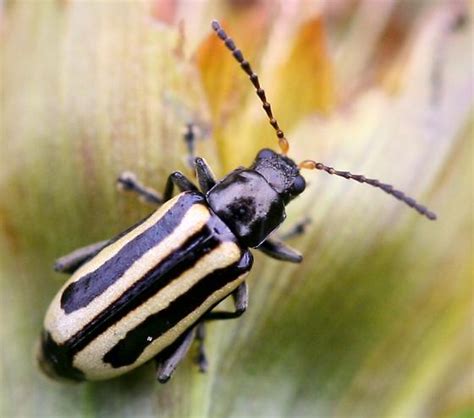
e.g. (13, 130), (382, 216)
(117, 171), (198, 205)
(203, 281), (248, 321)
(53, 217), (144, 273)
(57, 172), (199, 275)
(117, 172), (162, 205)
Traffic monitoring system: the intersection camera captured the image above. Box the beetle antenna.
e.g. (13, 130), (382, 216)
(211, 20), (290, 155)
(299, 160), (437, 220)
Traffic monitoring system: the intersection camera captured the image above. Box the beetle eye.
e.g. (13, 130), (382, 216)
(292, 176), (306, 195)
(256, 149), (275, 160)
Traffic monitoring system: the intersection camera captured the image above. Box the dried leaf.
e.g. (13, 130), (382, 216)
(274, 17), (336, 127)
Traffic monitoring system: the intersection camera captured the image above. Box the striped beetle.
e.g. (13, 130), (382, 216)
(37, 20), (436, 383)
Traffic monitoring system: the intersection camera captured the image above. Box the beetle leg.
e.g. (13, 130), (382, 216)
(191, 283), (248, 373)
(54, 240), (110, 274)
(117, 171), (198, 206)
(256, 217), (310, 263)
(194, 157), (216, 193)
(58, 172), (198, 276)
(162, 171), (198, 202)
(203, 282), (248, 320)
(117, 171), (162, 206)
(183, 123), (197, 170)
(155, 327), (196, 383)
(195, 322), (208, 372)
(279, 217), (311, 241)
(257, 239), (303, 263)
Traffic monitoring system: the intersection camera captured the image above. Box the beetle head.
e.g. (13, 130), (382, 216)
(251, 149), (306, 204)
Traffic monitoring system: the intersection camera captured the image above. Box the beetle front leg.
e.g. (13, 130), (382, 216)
(257, 218), (310, 263)
(162, 171), (198, 202)
(194, 157), (216, 193)
(183, 123), (197, 170)
(279, 217), (311, 241)
(257, 239), (303, 263)
(54, 240), (110, 274)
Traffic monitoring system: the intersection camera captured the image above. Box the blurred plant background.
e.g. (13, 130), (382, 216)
(1, 0), (472, 417)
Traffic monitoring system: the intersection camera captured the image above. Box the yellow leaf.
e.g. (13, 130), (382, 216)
(274, 17), (336, 131)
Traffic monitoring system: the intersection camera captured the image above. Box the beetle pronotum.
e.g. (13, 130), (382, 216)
(37, 20), (436, 383)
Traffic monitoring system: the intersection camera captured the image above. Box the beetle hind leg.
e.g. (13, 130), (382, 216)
(155, 283), (248, 382)
(155, 327), (196, 383)
(195, 322), (208, 373)
(54, 240), (110, 274)
(193, 282), (249, 373)
(154, 322), (209, 383)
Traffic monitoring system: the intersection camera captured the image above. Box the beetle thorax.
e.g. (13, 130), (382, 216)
(207, 169), (286, 248)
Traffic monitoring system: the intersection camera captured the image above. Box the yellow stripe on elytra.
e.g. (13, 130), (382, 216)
(73, 196), (181, 281)
(45, 198), (211, 343)
(72, 241), (243, 380)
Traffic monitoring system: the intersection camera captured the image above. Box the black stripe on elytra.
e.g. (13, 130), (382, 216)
(66, 213), (238, 357)
(39, 227), (209, 381)
(60, 192), (205, 314)
(103, 250), (253, 368)
(38, 330), (85, 382)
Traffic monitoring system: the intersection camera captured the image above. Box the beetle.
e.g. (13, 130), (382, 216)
(37, 20), (436, 383)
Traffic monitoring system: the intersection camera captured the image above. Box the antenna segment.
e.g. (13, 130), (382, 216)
(211, 20), (290, 154)
(299, 160), (437, 220)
